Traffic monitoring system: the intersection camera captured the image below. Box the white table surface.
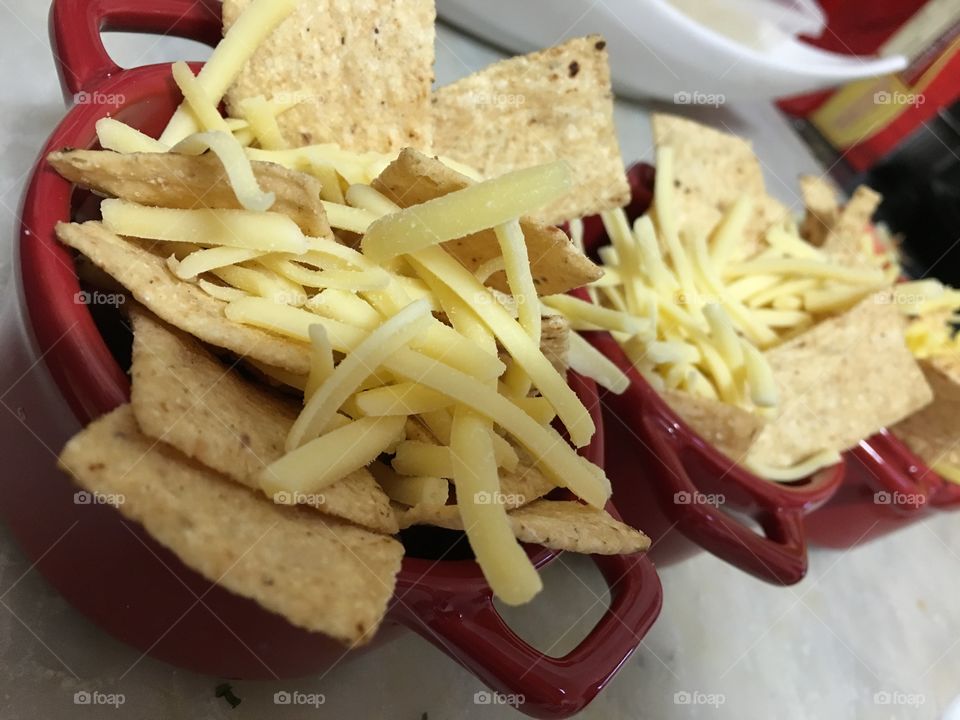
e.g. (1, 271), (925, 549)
(1, 3), (959, 719)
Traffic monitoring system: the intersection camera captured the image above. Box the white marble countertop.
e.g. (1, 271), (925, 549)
(1, 3), (959, 719)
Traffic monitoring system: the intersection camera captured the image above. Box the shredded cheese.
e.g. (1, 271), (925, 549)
(361, 162), (571, 262)
(102, 199), (303, 252)
(159, 0), (299, 145)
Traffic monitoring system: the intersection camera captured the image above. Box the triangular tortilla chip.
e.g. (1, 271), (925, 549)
(499, 454), (558, 508)
(539, 314), (570, 373)
(48, 150), (332, 238)
(820, 185), (881, 266)
(58, 406), (403, 646)
(747, 292), (932, 468)
(431, 35), (629, 225)
(799, 174), (840, 247)
(651, 113), (791, 258)
(891, 353), (960, 470)
(223, 0), (435, 153)
(372, 148), (601, 295)
(662, 389), (764, 462)
(55, 221), (311, 374)
(129, 308), (397, 534)
(397, 499), (649, 554)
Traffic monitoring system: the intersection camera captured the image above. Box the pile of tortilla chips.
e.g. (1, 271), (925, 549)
(586, 114), (937, 479)
(52, 0), (650, 647)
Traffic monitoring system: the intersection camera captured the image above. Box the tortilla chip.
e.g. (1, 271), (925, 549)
(398, 500), (649, 554)
(820, 185), (881, 265)
(58, 406), (403, 646)
(372, 148), (601, 295)
(48, 150), (332, 238)
(663, 389), (764, 462)
(223, 0), (435, 153)
(891, 354), (960, 470)
(47, 150), (333, 238)
(431, 36), (629, 225)
(55, 221), (311, 374)
(500, 452), (558, 507)
(799, 174), (840, 247)
(651, 113), (790, 258)
(747, 292), (932, 468)
(539, 314), (570, 373)
(129, 309), (397, 534)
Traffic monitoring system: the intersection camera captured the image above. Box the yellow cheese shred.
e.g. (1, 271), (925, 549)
(286, 299), (432, 450)
(450, 406), (543, 605)
(159, 0), (298, 145)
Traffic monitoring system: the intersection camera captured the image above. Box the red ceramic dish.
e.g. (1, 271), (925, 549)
(578, 163), (844, 585)
(806, 430), (960, 547)
(1, 1), (663, 717)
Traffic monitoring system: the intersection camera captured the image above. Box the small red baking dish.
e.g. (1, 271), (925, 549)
(0, 1), (662, 717)
(578, 163), (844, 585)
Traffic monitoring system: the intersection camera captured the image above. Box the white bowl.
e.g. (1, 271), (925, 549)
(437, 0), (906, 101)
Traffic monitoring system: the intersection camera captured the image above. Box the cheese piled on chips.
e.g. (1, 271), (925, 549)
(49, 0), (648, 641)
(586, 115), (932, 479)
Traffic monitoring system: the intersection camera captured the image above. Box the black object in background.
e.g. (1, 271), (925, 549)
(863, 101), (960, 284)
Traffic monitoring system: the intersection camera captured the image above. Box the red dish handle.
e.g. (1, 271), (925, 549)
(588, 330), (838, 585)
(50, 0), (222, 98)
(393, 548), (661, 720)
(851, 430), (957, 512)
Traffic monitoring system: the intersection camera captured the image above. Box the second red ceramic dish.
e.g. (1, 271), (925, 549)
(579, 163), (844, 585)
